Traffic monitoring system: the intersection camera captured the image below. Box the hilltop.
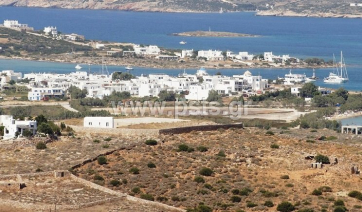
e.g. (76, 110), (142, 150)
(0, 0), (362, 17)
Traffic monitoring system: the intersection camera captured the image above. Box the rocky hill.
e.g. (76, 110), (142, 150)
(0, 0), (361, 17)
(0, 0), (258, 12)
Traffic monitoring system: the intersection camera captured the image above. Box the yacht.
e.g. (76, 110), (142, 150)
(284, 70), (306, 85)
(75, 64), (82, 70)
(179, 41), (187, 45)
(324, 51), (348, 84)
(125, 66), (133, 71)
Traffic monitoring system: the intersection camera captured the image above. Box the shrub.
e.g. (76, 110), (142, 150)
(319, 186), (332, 192)
(231, 189), (240, 195)
(231, 196), (241, 203)
(197, 189), (209, 195)
(102, 144), (109, 148)
(240, 188), (252, 196)
(281, 175), (290, 179)
(129, 167), (140, 174)
(35, 168), (43, 172)
(271, 144), (279, 149)
(312, 189), (322, 196)
(197, 146), (208, 152)
(277, 201), (295, 212)
(264, 200), (274, 207)
(97, 156), (107, 165)
(110, 179), (121, 187)
(247, 202), (257, 208)
(132, 187), (141, 194)
(22, 129), (33, 137)
(298, 209), (314, 212)
(310, 129), (317, 132)
(157, 196), (168, 202)
(334, 200), (345, 206)
(266, 131), (274, 135)
(216, 150), (226, 157)
(104, 137), (112, 141)
(333, 207), (347, 212)
(199, 167), (213, 176)
(306, 140), (315, 143)
(147, 162), (156, 168)
(93, 139), (100, 143)
(36, 142), (47, 150)
(194, 176), (205, 183)
(94, 175), (104, 181)
(178, 144), (190, 152)
(204, 183), (213, 190)
(315, 154), (330, 164)
(286, 183), (294, 187)
(172, 196), (180, 201)
(263, 191), (278, 197)
(122, 179), (128, 184)
(348, 190), (362, 198)
(145, 139), (158, 145)
(140, 193), (154, 201)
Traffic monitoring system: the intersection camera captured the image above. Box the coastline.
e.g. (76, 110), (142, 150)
(0, 55), (335, 70)
(328, 111), (362, 121)
(256, 10), (362, 19)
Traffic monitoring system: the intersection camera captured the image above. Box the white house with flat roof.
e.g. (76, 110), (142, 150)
(84, 117), (114, 128)
(0, 115), (37, 140)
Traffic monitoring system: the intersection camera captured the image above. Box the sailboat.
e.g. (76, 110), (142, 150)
(305, 69), (318, 82)
(75, 64), (82, 70)
(323, 51), (349, 84)
(179, 41), (187, 45)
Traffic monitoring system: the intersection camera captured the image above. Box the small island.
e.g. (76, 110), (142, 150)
(172, 30), (259, 37)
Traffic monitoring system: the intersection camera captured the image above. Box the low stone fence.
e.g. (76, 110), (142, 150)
(159, 123), (244, 135)
(70, 125), (159, 136)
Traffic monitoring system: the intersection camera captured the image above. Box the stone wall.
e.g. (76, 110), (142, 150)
(71, 125), (159, 136)
(159, 123), (244, 135)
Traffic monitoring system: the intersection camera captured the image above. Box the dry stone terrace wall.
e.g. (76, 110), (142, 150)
(159, 123), (244, 135)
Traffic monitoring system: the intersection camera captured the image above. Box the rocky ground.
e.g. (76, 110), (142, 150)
(72, 127), (362, 211)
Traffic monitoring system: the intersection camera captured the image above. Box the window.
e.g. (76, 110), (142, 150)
(106, 122), (109, 127)
(89, 122), (92, 126)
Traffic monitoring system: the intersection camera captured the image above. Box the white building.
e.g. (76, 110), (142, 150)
(181, 49), (194, 58)
(235, 52), (254, 61)
(0, 70), (22, 86)
(84, 117), (114, 128)
(44, 26), (58, 37)
(134, 45), (160, 56)
(28, 87), (65, 101)
(3, 20), (28, 28)
(0, 115), (37, 140)
(291, 87), (302, 96)
(198, 50), (224, 61)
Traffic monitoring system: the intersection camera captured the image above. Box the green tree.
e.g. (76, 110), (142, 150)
(112, 72), (135, 81)
(69, 86), (87, 99)
(300, 83), (319, 98)
(35, 115), (48, 126)
(158, 90), (176, 101)
(37, 123), (54, 135)
(206, 90), (222, 103)
(315, 154), (330, 164)
(8, 80), (16, 85)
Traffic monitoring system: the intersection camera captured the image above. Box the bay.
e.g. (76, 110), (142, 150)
(0, 7), (361, 91)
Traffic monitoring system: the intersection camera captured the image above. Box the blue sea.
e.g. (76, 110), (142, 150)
(0, 7), (362, 91)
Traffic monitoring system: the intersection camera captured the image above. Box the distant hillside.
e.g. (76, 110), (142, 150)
(0, 0), (361, 17)
(0, 0), (258, 12)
